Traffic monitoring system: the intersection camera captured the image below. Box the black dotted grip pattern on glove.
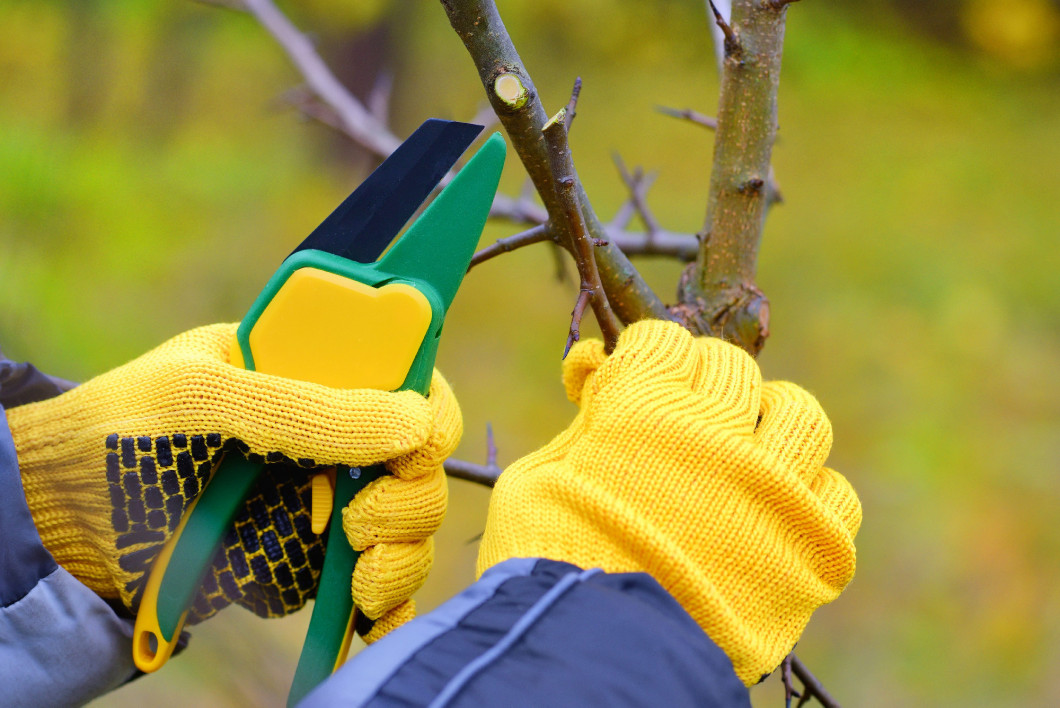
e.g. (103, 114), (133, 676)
(104, 434), (327, 622)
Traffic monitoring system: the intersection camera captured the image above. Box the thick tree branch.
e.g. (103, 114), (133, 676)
(440, 0), (672, 325)
(675, 0), (794, 355)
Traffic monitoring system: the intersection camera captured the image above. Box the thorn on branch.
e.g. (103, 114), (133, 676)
(708, 0), (741, 55)
(564, 290), (592, 358)
(656, 105), (718, 131)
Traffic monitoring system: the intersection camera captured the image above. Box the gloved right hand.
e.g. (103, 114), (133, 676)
(477, 320), (861, 685)
(6, 323), (454, 634)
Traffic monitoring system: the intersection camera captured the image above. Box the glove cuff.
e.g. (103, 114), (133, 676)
(9, 394), (122, 599)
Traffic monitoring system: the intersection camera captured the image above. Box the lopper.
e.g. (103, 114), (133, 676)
(130, 119), (505, 705)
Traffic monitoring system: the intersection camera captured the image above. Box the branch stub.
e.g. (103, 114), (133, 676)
(494, 73), (529, 109)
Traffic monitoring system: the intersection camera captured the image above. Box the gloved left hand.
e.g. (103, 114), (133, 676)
(6, 323), (457, 637)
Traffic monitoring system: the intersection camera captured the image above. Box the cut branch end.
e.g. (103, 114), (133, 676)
(494, 72), (530, 109)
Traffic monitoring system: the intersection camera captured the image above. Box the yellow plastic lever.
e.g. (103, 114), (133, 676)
(230, 268), (433, 391)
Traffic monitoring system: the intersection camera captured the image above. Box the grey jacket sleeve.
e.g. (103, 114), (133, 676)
(0, 387), (140, 706)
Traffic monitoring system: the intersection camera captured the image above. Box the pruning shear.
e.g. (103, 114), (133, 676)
(130, 119), (505, 706)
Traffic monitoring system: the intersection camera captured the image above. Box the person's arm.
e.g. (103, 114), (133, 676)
(0, 362), (140, 706)
(301, 558), (750, 708)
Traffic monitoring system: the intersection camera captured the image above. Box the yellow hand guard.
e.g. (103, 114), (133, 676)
(7, 323), (453, 628)
(477, 320), (861, 685)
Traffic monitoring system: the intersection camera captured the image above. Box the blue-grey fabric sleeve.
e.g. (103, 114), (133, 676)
(300, 558), (750, 708)
(0, 405), (140, 707)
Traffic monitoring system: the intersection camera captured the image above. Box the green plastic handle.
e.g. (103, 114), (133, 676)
(156, 454), (263, 638)
(286, 463), (384, 705)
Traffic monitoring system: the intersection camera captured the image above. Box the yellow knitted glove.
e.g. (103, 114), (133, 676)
(342, 370), (461, 640)
(7, 323), (453, 629)
(477, 320), (861, 685)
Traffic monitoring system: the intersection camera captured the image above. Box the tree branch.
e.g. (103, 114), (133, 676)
(790, 654), (841, 708)
(708, 0), (740, 55)
(543, 109), (622, 354)
(470, 224), (550, 268)
(444, 458), (501, 487)
(440, 0), (672, 325)
(242, 0), (400, 158)
(443, 423), (503, 487)
(656, 104), (718, 131)
(675, 0), (795, 355)
(563, 77), (582, 131)
(612, 154), (662, 239)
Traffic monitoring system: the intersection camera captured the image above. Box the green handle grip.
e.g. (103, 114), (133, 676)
(287, 463), (386, 706)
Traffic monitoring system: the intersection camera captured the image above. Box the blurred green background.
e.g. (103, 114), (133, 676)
(1, 0), (1058, 705)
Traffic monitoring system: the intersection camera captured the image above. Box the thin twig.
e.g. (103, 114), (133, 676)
(242, 0), (400, 157)
(542, 108), (622, 353)
(489, 192), (549, 225)
(656, 105), (718, 131)
(470, 104), (501, 135)
(564, 77), (583, 132)
(485, 423), (498, 467)
(444, 458), (501, 487)
(708, 0), (740, 53)
(470, 224), (551, 268)
(280, 86), (345, 133)
(444, 425), (503, 487)
(782, 654), (800, 708)
(564, 290), (592, 358)
(608, 198), (636, 231)
(790, 655), (841, 708)
(611, 230), (697, 260)
(367, 70), (394, 125)
(612, 154), (662, 239)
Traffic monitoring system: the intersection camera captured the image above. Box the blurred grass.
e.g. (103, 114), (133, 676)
(1, 1), (1058, 706)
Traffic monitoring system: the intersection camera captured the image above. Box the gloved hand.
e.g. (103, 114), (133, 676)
(7, 323), (456, 637)
(477, 320), (861, 685)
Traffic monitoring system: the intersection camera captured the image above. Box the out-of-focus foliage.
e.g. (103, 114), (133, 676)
(858, 0), (1060, 71)
(1, 1), (1058, 706)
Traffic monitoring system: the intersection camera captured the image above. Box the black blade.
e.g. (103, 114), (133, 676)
(288, 119), (483, 263)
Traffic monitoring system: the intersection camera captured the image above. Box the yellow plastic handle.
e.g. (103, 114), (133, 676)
(131, 492), (202, 672)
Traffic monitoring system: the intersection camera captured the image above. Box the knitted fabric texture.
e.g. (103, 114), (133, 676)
(8, 323), (455, 632)
(477, 320), (861, 685)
